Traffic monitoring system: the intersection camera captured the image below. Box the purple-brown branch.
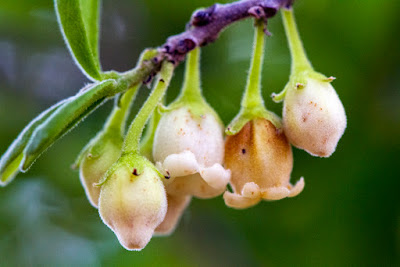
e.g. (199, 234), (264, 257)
(161, 0), (293, 63)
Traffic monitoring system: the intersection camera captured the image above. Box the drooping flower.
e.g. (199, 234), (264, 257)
(153, 48), (230, 200)
(99, 154), (167, 251)
(98, 61), (174, 251)
(224, 20), (304, 209)
(273, 8), (346, 157)
(154, 107), (230, 198)
(224, 118), (304, 209)
(283, 77), (346, 157)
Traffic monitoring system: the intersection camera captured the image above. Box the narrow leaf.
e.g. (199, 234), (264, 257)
(0, 99), (68, 186)
(79, 0), (100, 64)
(21, 79), (117, 171)
(55, 0), (102, 81)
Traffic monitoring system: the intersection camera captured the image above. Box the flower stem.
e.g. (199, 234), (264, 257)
(103, 85), (139, 136)
(241, 20), (266, 111)
(282, 8), (313, 74)
(122, 62), (174, 154)
(178, 47), (203, 103)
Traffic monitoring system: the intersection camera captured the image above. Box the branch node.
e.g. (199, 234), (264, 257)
(191, 4), (217, 27)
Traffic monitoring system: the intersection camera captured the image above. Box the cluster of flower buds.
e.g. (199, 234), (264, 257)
(80, 9), (346, 249)
(0, 2), (347, 253)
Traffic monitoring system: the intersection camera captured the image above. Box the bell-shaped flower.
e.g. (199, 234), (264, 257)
(224, 20), (304, 209)
(273, 8), (346, 157)
(98, 153), (167, 251)
(153, 48), (230, 199)
(224, 118), (304, 209)
(283, 77), (346, 157)
(154, 107), (230, 198)
(98, 61), (174, 251)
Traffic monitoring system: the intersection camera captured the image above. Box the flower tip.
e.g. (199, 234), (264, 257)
(106, 220), (154, 251)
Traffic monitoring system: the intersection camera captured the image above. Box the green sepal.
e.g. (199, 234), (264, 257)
(55, 0), (102, 81)
(0, 99), (67, 186)
(272, 70), (332, 103)
(226, 107), (282, 135)
(96, 152), (162, 186)
(21, 79), (117, 171)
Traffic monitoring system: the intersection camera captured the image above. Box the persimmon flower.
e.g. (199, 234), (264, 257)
(224, 118), (304, 209)
(153, 107), (230, 199)
(99, 154), (167, 251)
(283, 78), (347, 157)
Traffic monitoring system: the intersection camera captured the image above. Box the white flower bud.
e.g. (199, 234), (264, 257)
(283, 78), (347, 157)
(153, 107), (230, 198)
(99, 155), (167, 251)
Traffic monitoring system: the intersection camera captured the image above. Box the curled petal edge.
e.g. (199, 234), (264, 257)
(224, 178), (305, 209)
(156, 150), (230, 193)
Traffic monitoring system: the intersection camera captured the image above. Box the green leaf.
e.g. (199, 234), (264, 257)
(55, 0), (102, 81)
(0, 99), (68, 186)
(21, 79), (117, 171)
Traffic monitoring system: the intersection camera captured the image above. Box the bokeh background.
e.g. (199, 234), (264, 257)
(1, 0), (399, 266)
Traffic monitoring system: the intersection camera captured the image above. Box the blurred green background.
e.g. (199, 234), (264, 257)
(0, 0), (399, 266)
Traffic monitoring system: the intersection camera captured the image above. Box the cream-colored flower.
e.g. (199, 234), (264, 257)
(99, 154), (167, 251)
(224, 118), (304, 209)
(153, 107), (230, 199)
(283, 78), (347, 157)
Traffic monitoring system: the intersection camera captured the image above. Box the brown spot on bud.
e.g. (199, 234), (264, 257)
(132, 168), (140, 176)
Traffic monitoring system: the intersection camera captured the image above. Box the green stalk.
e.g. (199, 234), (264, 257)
(177, 47), (203, 103)
(103, 85), (139, 135)
(282, 9), (313, 74)
(241, 20), (266, 110)
(122, 62), (174, 154)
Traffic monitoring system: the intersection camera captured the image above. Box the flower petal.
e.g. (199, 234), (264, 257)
(288, 177), (305, 197)
(199, 163), (230, 190)
(161, 150), (199, 178)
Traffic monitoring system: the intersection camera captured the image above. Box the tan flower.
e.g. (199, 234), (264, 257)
(224, 118), (304, 209)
